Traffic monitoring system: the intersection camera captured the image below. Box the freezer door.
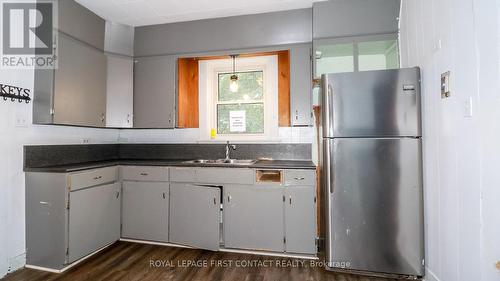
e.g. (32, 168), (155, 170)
(324, 138), (424, 276)
(322, 68), (421, 138)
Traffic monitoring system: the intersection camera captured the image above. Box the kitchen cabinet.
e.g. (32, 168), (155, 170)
(106, 54), (134, 128)
(169, 183), (221, 251)
(284, 185), (316, 254)
(33, 32), (107, 127)
(25, 167), (120, 270)
(54, 33), (107, 127)
(224, 184), (285, 252)
(133, 55), (177, 128)
(68, 182), (121, 263)
(312, 0), (400, 40)
(58, 0), (105, 50)
(121, 182), (169, 242)
(290, 43), (313, 126)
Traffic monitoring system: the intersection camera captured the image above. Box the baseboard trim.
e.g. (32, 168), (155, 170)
(25, 242), (115, 274)
(120, 238), (318, 260)
(220, 248), (318, 260)
(119, 238), (194, 249)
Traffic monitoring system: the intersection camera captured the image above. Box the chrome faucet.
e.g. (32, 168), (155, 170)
(225, 141), (237, 161)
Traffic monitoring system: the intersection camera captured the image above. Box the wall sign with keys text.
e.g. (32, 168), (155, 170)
(0, 83), (31, 103)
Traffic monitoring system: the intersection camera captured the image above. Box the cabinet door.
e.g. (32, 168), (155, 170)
(285, 186), (317, 255)
(68, 183), (120, 263)
(224, 185), (284, 252)
(54, 33), (107, 127)
(134, 56), (176, 128)
(121, 182), (169, 242)
(290, 44), (312, 126)
(169, 183), (221, 251)
(106, 54), (134, 128)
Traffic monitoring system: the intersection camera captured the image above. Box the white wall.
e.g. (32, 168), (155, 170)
(399, 0), (500, 280)
(0, 69), (119, 278)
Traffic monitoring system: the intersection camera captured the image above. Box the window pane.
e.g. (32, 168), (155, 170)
(358, 40), (399, 71)
(315, 43), (354, 76)
(217, 103), (264, 134)
(218, 71), (263, 102)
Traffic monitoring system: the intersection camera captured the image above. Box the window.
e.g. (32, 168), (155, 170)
(199, 55), (279, 141)
(314, 35), (400, 77)
(216, 71), (264, 134)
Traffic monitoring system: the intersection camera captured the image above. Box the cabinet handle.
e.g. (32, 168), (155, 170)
(213, 197), (217, 205)
(293, 177), (305, 181)
(101, 113), (105, 123)
(116, 191), (120, 198)
(162, 192), (166, 199)
(140, 173), (149, 176)
(227, 195), (231, 203)
(289, 196), (292, 205)
(93, 176), (102, 180)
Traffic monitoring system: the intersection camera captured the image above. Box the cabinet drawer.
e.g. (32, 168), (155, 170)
(121, 166), (169, 182)
(284, 170), (316, 186)
(69, 166), (118, 191)
(196, 168), (253, 185)
(170, 167), (197, 182)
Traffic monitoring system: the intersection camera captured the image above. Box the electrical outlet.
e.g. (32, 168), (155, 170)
(441, 71), (451, 98)
(14, 112), (28, 127)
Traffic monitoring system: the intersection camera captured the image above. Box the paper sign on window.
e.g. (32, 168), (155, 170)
(229, 111), (246, 132)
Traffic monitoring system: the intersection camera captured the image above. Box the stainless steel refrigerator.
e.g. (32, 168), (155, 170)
(321, 68), (424, 278)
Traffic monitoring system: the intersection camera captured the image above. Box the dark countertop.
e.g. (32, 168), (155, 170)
(24, 159), (316, 173)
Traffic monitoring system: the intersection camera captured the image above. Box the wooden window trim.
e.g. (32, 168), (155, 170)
(177, 50), (290, 128)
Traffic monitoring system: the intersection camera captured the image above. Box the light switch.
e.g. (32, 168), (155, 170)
(441, 71), (451, 98)
(464, 96), (473, 117)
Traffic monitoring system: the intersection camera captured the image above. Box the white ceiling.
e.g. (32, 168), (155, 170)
(75, 0), (320, 27)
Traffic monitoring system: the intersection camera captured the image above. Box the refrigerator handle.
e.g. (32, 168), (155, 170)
(324, 139), (333, 194)
(322, 76), (333, 137)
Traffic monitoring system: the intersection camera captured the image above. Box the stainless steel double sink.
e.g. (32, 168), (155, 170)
(182, 159), (257, 166)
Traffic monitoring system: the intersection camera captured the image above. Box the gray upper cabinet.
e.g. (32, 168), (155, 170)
(58, 0), (105, 49)
(104, 22), (134, 57)
(169, 183), (221, 251)
(106, 54), (134, 128)
(290, 44), (312, 126)
(68, 182), (121, 263)
(121, 181), (169, 242)
(224, 184), (285, 252)
(133, 56), (176, 128)
(134, 9), (312, 56)
(312, 0), (400, 40)
(284, 185), (316, 255)
(53, 33), (107, 127)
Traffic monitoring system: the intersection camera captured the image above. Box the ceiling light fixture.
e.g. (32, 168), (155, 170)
(229, 54), (239, 93)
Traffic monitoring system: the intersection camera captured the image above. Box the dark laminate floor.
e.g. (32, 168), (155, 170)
(3, 242), (405, 281)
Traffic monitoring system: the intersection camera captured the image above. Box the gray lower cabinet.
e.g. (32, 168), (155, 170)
(68, 182), (121, 263)
(133, 55), (176, 128)
(169, 183), (221, 251)
(224, 184), (285, 252)
(284, 185), (317, 254)
(121, 182), (169, 242)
